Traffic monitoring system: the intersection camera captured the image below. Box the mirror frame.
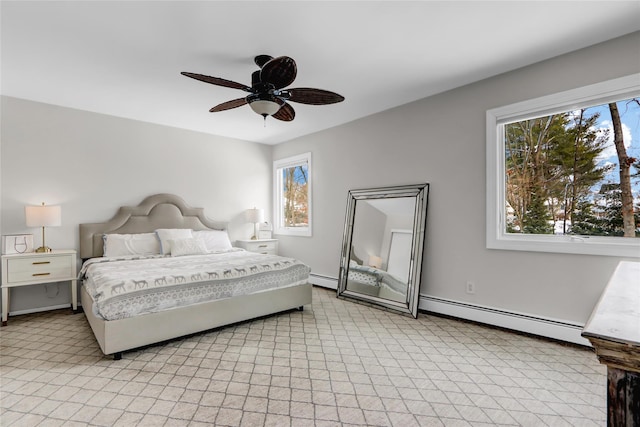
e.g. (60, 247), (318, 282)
(337, 183), (429, 318)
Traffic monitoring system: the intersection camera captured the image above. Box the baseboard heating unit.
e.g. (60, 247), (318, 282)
(309, 273), (590, 347)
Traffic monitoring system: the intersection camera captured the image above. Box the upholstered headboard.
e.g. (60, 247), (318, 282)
(350, 245), (364, 265)
(79, 194), (228, 259)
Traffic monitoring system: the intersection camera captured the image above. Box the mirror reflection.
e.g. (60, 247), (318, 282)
(347, 198), (416, 303)
(338, 184), (429, 318)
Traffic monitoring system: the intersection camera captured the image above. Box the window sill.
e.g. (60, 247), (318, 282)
(487, 233), (640, 258)
(274, 227), (312, 237)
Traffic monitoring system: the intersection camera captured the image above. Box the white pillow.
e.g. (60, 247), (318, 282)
(170, 238), (208, 257)
(155, 229), (193, 255)
(103, 233), (161, 257)
(192, 229), (232, 253)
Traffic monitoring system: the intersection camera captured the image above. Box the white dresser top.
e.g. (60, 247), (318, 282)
(582, 261), (640, 347)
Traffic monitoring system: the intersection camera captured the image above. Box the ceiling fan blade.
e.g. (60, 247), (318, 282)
(272, 102), (295, 121)
(181, 72), (251, 92)
(254, 55), (273, 68)
(287, 88), (345, 105)
(209, 98), (247, 112)
(260, 56), (297, 89)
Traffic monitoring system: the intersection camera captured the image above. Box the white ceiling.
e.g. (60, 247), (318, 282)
(2, 1), (639, 145)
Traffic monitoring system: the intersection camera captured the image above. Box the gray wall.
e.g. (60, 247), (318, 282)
(1, 97), (272, 312)
(2, 32), (637, 326)
(273, 32), (640, 325)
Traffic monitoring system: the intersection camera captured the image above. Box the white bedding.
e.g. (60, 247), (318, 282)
(80, 249), (311, 321)
(348, 263), (407, 294)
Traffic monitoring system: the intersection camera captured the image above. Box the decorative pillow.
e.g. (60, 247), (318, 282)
(155, 229), (193, 255)
(192, 229), (233, 253)
(170, 238), (208, 257)
(103, 233), (161, 257)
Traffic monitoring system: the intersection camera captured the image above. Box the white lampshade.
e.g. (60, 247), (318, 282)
(25, 203), (61, 253)
(246, 208), (264, 240)
(26, 204), (61, 227)
(245, 208), (265, 224)
(368, 255), (383, 269)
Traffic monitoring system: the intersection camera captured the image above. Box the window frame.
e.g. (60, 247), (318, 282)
(486, 74), (640, 258)
(273, 152), (312, 237)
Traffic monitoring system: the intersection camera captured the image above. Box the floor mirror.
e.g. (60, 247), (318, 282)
(337, 183), (429, 318)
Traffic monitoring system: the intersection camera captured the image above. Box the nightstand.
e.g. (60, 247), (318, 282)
(236, 239), (278, 255)
(1, 250), (77, 326)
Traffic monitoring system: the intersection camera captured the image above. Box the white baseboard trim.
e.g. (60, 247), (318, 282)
(419, 295), (591, 347)
(7, 277), (589, 346)
(308, 273), (590, 347)
(4, 303), (73, 318)
(309, 273), (338, 290)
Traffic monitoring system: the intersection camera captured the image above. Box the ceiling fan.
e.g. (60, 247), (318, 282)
(181, 55), (345, 122)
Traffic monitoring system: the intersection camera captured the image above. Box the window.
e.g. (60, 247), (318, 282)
(487, 74), (640, 257)
(274, 152), (312, 237)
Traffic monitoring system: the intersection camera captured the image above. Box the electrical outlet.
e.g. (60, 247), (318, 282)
(466, 281), (475, 294)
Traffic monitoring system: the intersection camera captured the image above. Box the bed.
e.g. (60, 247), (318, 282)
(347, 261), (407, 301)
(346, 247), (407, 301)
(79, 194), (312, 359)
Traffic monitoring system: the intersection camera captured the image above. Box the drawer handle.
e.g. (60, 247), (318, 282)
(32, 261), (51, 265)
(32, 273), (51, 277)
(258, 245), (268, 248)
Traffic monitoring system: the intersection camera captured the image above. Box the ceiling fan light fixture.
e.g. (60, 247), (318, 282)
(248, 99), (281, 117)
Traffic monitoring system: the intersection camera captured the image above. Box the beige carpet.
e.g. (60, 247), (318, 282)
(0, 286), (606, 426)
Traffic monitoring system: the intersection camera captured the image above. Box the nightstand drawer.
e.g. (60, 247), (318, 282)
(247, 241), (277, 252)
(6, 255), (73, 283)
(246, 241), (277, 254)
(236, 239), (278, 255)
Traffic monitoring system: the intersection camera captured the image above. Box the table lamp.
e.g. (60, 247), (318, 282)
(245, 208), (264, 240)
(25, 202), (61, 253)
(368, 255), (383, 269)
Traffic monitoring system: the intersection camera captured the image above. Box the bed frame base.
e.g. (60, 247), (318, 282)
(81, 282), (312, 358)
(106, 302), (306, 360)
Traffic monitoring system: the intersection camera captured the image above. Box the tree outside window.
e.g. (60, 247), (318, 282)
(504, 99), (639, 238)
(274, 153), (312, 236)
(486, 74), (640, 257)
(282, 164), (309, 228)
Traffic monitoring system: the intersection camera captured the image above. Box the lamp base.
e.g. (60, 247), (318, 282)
(35, 246), (53, 253)
(250, 235), (257, 240)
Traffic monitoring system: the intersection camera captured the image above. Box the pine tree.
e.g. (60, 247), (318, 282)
(505, 108), (614, 236)
(597, 184), (625, 236)
(546, 109), (611, 233)
(522, 190), (554, 234)
(505, 114), (567, 233)
(595, 184), (640, 237)
(570, 196), (604, 236)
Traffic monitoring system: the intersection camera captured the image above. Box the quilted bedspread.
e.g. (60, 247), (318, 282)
(80, 249), (310, 320)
